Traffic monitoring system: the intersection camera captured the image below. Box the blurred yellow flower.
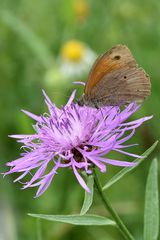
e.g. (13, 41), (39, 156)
(45, 40), (96, 91)
(74, 0), (89, 22)
(61, 40), (85, 62)
(59, 40), (97, 79)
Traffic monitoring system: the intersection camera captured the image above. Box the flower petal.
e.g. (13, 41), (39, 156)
(72, 164), (90, 192)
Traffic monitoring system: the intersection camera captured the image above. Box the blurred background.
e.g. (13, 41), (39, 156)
(0, 0), (160, 239)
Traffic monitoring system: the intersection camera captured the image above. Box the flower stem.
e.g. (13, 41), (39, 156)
(93, 169), (135, 240)
(36, 218), (42, 240)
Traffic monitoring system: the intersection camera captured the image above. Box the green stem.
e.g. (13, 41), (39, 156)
(93, 169), (135, 240)
(36, 218), (42, 240)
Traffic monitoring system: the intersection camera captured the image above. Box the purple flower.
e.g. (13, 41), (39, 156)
(5, 90), (152, 197)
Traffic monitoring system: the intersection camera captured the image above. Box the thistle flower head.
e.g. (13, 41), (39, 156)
(5, 90), (152, 197)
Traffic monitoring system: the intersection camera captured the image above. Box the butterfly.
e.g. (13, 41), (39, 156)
(78, 44), (151, 107)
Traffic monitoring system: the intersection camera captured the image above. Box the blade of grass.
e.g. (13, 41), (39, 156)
(36, 219), (42, 240)
(0, 10), (53, 68)
(144, 158), (159, 240)
(103, 141), (158, 191)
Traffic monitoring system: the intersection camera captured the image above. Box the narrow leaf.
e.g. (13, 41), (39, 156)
(36, 219), (42, 240)
(28, 214), (116, 226)
(144, 158), (159, 240)
(0, 10), (53, 68)
(80, 175), (94, 215)
(103, 141), (158, 191)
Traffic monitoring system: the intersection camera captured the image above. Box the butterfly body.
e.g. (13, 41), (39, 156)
(78, 44), (151, 107)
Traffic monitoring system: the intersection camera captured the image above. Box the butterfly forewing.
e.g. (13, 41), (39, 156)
(84, 44), (150, 106)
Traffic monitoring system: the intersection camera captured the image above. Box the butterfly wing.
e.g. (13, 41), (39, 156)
(84, 44), (150, 106)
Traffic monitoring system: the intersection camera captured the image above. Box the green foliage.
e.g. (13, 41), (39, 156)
(80, 175), (94, 215)
(144, 158), (159, 240)
(29, 213), (116, 226)
(103, 141), (158, 191)
(0, 10), (53, 68)
(0, 0), (160, 239)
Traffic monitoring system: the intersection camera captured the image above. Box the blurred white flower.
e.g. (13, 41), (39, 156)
(44, 40), (97, 91)
(59, 40), (97, 79)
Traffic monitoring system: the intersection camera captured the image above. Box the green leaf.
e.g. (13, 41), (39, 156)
(0, 10), (53, 68)
(80, 175), (94, 215)
(28, 214), (116, 226)
(36, 219), (42, 240)
(102, 141), (158, 191)
(144, 158), (159, 240)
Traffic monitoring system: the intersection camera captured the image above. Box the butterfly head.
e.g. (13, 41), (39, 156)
(77, 94), (100, 108)
(77, 95), (85, 106)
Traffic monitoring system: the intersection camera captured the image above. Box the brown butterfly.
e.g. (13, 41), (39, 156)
(78, 44), (151, 107)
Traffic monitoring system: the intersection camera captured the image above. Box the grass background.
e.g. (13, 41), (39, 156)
(0, 0), (159, 239)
